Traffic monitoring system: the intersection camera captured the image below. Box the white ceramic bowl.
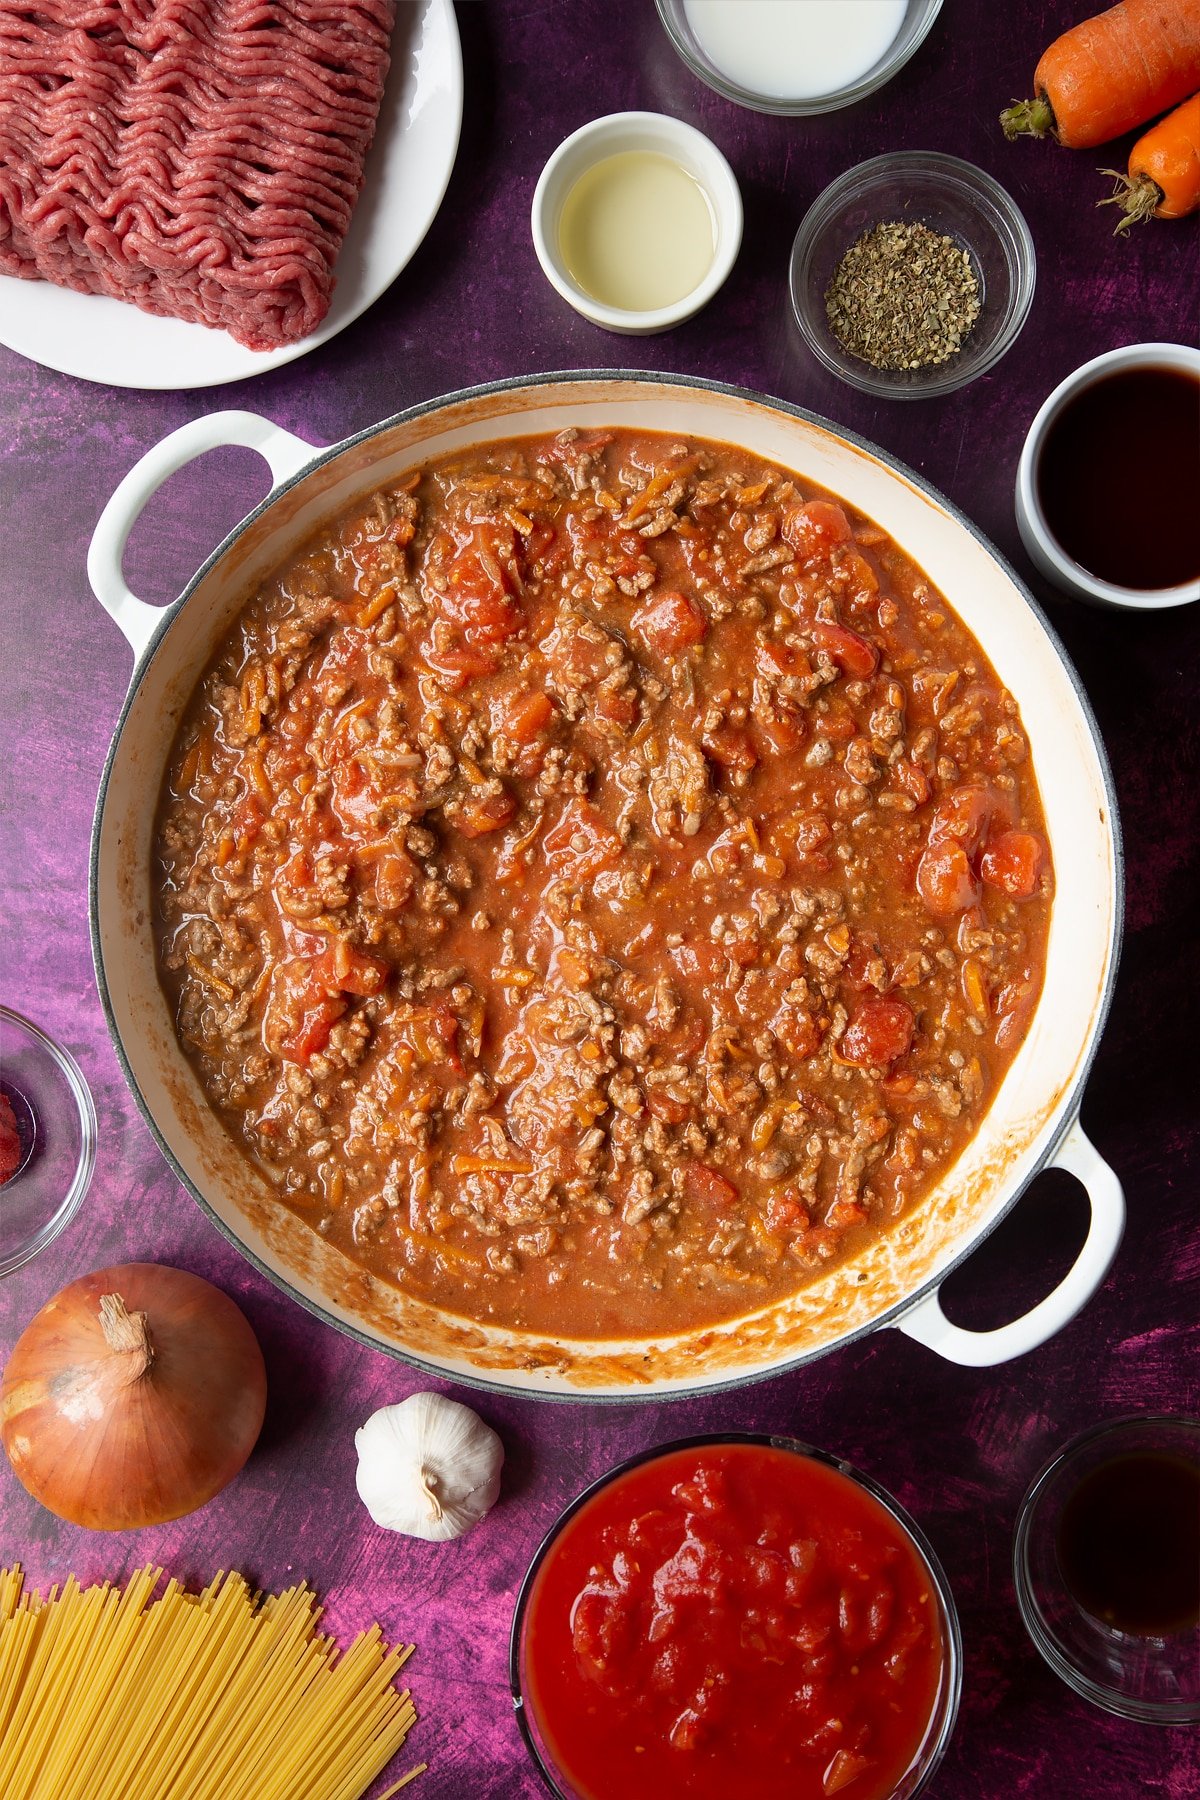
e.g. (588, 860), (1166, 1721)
(530, 112), (742, 334)
(1016, 342), (1200, 610)
(88, 375), (1124, 1399)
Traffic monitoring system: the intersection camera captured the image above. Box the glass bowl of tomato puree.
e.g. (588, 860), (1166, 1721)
(511, 1435), (961, 1800)
(0, 1006), (96, 1277)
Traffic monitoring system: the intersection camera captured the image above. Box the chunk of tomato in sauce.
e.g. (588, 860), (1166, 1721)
(441, 520), (523, 634)
(927, 784), (996, 858)
(765, 1190), (810, 1236)
(288, 1002), (345, 1065)
(453, 786), (517, 838)
(312, 942), (389, 997)
(702, 725), (758, 773)
(782, 501), (853, 562)
(811, 621), (880, 680)
(374, 848), (418, 911)
(503, 690), (555, 744)
(916, 840), (981, 917)
(772, 1005), (824, 1061)
(421, 638), (502, 687)
(270, 942), (389, 1064)
(980, 830), (1044, 899)
(542, 800), (623, 883)
(279, 993), (347, 1065)
(839, 997), (914, 1069)
(684, 1162), (739, 1209)
(646, 1089), (691, 1125)
(633, 589), (708, 657)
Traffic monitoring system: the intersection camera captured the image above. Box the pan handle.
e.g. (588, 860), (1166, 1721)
(893, 1118), (1124, 1367)
(87, 411), (317, 662)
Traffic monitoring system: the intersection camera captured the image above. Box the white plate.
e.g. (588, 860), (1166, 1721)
(0, 0), (463, 389)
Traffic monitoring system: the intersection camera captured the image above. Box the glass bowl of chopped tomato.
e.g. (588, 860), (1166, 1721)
(0, 1006), (96, 1276)
(511, 1434), (961, 1800)
(790, 152), (1036, 400)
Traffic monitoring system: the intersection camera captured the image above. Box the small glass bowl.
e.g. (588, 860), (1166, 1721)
(1013, 1415), (1200, 1724)
(790, 151), (1036, 400)
(511, 1433), (962, 1800)
(0, 1005), (96, 1276)
(654, 0), (943, 117)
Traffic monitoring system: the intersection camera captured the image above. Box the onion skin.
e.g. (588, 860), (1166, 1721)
(0, 1263), (267, 1531)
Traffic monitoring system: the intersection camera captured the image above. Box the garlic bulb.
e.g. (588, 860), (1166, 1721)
(354, 1392), (503, 1542)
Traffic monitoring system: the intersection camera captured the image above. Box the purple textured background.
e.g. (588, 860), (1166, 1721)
(1, 2), (1198, 1794)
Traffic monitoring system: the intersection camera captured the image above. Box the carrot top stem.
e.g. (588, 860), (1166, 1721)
(1098, 168), (1166, 232)
(1000, 94), (1057, 140)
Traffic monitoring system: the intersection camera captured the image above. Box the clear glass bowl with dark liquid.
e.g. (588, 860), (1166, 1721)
(1013, 1415), (1200, 1723)
(0, 1005), (96, 1275)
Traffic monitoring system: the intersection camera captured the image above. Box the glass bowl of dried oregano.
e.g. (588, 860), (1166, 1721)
(790, 151), (1036, 400)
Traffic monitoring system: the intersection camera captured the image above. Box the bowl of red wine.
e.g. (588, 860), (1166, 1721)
(1015, 343), (1200, 610)
(1014, 1414), (1200, 1723)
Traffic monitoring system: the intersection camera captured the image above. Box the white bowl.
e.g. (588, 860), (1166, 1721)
(530, 112), (742, 334)
(1015, 342), (1200, 610)
(88, 376), (1124, 1399)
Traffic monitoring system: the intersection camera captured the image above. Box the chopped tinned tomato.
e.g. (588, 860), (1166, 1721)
(633, 589), (708, 657)
(453, 787), (517, 838)
(684, 1162), (739, 1209)
(280, 996), (346, 1065)
(543, 800), (623, 883)
(916, 840), (981, 917)
(503, 690), (555, 744)
(811, 620), (880, 680)
(782, 500), (853, 561)
(272, 944), (389, 1064)
(980, 830), (1044, 899)
(702, 726), (758, 773)
(928, 784), (996, 857)
(772, 1004), (823, 1060)
(520, 1443), (946, 1800)
(765, 1189), (810, 1235)
(374, 849), (417, 911)
(313, 943), (389, 997)
(839, 997), (915, 1069)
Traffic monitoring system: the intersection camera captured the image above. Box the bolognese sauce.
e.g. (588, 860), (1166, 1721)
(154, 428), (1052, 1336)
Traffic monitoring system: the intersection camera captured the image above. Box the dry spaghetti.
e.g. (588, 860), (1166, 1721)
(0, 1565), (424, 1800)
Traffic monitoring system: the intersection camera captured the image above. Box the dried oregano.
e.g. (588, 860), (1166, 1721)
(825, 220), (981, 372)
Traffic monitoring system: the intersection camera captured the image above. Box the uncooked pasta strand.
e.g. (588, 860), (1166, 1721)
(0, 1567), (422, 1800)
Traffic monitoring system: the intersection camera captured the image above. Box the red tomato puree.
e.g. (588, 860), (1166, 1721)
(519, 1442), (947, 1800)
(0, 1092), (21, 1185)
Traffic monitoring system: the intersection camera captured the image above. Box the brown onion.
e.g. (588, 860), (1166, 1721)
(0, 1262), (267, 1530)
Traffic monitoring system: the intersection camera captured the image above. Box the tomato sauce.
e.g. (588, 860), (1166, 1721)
(155, 427), (1052, 1337)
(517, 1440), (951, 1800)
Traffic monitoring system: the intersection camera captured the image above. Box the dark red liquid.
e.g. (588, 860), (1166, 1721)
(520, 1443), (946, 1800)
(1035, 365), (1200, 590)
(1056, 1451), (1200, 1635)
(0, 1083), (36, 1185)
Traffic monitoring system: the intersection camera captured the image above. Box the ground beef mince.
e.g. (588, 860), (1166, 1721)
(154, 429), (1053, 1338)
(0, 1), (395, 350)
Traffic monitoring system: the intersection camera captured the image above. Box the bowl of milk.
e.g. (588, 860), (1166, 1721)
(655, 0), (943, 115)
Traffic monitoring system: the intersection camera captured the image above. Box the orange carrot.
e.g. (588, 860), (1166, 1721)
(1002, 0), (1200, 146)
(1100, 91), (1200, 225)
